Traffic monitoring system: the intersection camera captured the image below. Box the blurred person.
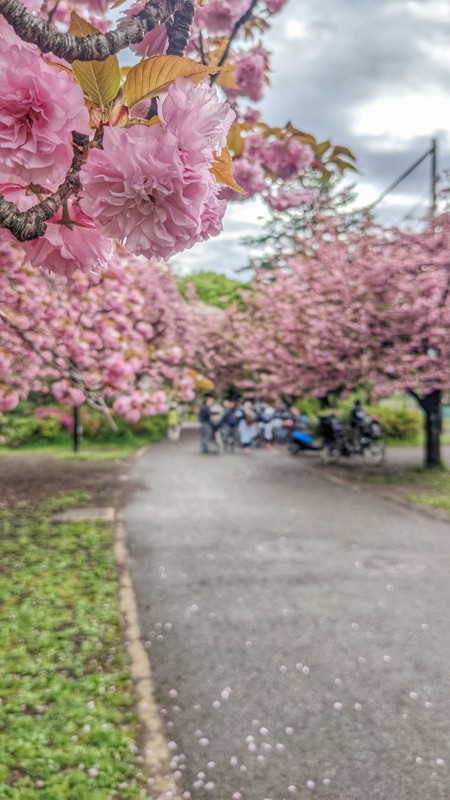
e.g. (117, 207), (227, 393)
(210, 399), (225, 453)
(261, 402), (276, 448)
(167, 403), (181, 441)
(237, 401), (257, 454)
(350, 399), (367, 449)
(221, 400), (240, 452)
(198, 394), (214, 453)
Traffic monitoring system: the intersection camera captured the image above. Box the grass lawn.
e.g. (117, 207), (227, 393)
(370, 466), (450, 513)
(0, 491), (148, 800)
(0, 440), (149, 461)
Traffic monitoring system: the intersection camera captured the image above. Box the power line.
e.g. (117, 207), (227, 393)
(367, 140), (436, 211)
(388, 185), (430, 228)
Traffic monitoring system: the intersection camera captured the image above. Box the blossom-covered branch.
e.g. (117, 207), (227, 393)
(0, 139), (86, 241)
(0, 0), (186, 60)
(0, 243), (198, 415)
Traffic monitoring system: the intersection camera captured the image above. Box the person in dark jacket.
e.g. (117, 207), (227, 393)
(198, 394), (214, 453)
(350, 399), (367, 448)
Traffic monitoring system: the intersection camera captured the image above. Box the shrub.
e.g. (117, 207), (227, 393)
(5, 416), (66, 447)
(295, 396), (321, 421)
(130, 414), (167, 442)
(83, 411), (167, 443)
(79, 405), (103, 438)
(367, 405), (422, 440)
(0, 405), (168, 447)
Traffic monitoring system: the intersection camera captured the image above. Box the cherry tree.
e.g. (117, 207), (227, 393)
(201, 211), (450, 467)
(0, 0), (359, 449)
(0, 240), (197, 422)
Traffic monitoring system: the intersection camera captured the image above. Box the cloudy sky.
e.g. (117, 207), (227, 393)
(172, 0), (450, 277)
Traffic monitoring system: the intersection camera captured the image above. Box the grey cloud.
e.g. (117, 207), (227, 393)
(175, 0), (450, 276)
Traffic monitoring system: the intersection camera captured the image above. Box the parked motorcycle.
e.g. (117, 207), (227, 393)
(319, 414), (385, 465)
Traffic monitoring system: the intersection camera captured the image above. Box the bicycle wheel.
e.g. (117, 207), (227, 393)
(362, 442), (385, 465)
(320, 444), (340, 464)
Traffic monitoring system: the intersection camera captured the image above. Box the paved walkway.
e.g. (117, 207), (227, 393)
(125, 432), (450, 800)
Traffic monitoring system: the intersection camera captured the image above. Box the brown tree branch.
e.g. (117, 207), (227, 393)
(0, 0), (186, 61)
(0, 137), (88, 241)
(166, 0), (195, 56)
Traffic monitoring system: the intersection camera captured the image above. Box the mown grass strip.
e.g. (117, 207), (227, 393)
(369, 466), (450, 513)
(0, 492), (148, 800)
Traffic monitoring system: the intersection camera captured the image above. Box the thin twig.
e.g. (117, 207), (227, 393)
(211, 0), (259, 83)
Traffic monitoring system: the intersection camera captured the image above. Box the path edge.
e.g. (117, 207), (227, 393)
(114, 448), (181, 799)
(299, 459), (450, 524)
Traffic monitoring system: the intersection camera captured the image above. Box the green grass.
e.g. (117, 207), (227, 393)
(0, 492), (147, 799)
(385, 436), (422, 447)
(385, 432), (450, 448)
(405, 493), (450, 511)
(370, 465), (450, 513)
(0, 440), (149, 461)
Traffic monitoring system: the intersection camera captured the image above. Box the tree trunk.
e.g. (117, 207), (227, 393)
(420, 390), (442, 468)
(73, 405), (81, 453)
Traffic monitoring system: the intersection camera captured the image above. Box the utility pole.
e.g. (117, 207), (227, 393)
(430, 137), (438, 216)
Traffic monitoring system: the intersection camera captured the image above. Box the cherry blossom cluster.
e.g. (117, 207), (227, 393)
(196, 212), (450, 405)
(0, 0), (354, 276)
(0, 240), (197, 417)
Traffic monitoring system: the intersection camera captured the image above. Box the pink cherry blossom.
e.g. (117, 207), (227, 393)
(244, 132), (268, 162)
(226, 47), (268, 103)
(221, 158), (266, 200)
(194, 0), (250, 36)
(157, 78), (235, 164)
(266, 188), (318, 210)
(243, 108), (261, 124)
(264, 139), (314, 179)
(0, 14), (38, 53)
(122, 2), (168, 56)
(197, 179), (227, 241)
(134, 23), (168, 56)
(21, 202), (114, 277)
(80, 125), (226, 260)
(0, 43), (89, 185)
(52, 381), (86, 406)
(265, 0), (287, 11)
(0, 391), (20, 412)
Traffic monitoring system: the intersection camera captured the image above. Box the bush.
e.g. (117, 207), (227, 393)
(295, 396), (321, 421)
(79, 405), (103, 438)
(0, 405), (169, 448)
(130, 414), (167, 442)
(4, 415), (66, 447)
(82, 410), (167, 443)
(367, 405), (422, 440)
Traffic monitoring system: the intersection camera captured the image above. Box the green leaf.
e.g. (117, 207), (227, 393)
(316, 139), (331, 157)
(69, 12), (121, 120)
(331, 145), (356, 161)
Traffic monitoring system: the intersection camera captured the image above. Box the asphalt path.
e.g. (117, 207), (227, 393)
(125, 432), (450, 800)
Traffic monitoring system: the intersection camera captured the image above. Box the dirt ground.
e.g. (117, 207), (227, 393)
(0, 453), (129, 507)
